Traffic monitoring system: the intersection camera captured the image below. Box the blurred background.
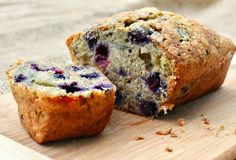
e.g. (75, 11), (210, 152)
(0, 0), (235, 94)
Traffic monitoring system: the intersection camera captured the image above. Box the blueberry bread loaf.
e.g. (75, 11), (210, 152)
(66, 7), (236, 117)
(6, 60), (116, 143)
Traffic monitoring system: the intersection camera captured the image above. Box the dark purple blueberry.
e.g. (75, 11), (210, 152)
(139, 100), (157, 116)
(58, 82), (85, 93)
(93, 83), (112, 90)
(115, 90), (123, 105)
(85, 30), (98, 51)
(30, 64), (49, 72)
(128, 27), (153, 45)
(145, 72), (161, 94)
(95, 43), (110, 69)
(71, 66), (83, 71)
(80, 72), (100, 79)
(181, 86), (188, 94)
(54, 74), (66, 79)
(14, 74), (27, 83)
(50, 67), (64, 74)
(118, 68), (127, 77)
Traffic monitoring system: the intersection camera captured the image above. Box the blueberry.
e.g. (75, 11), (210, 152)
(181, 86), (188, 94)
(80, 72), (100, 79)
(139, 100), (157, 116)
(58, 82), (85, 93)
(71, 66), (83, 71)
(115, 90), (123, 105)
(93, 83), (112, 90)
(14, 74), (27, 83)
(30, 63), (49, 72)
(128, 27), (152, 45)
(85, 30), (98, 51)
(54, 74), (66, 79)
(145, 72), (161, 94)
(118, 68), (127, 77)
(50, 67), (64, 74)
(95, 43), (110, 69)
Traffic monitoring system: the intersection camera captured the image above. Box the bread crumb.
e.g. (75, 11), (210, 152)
(219, 124), (225, 130)
(165, 147), (173, 152)
(135, 136), (144, 141)
(170, 132), (178, 138)
(156, 128), (172, 135)
(203, 118), (210, 125)
(177, 118), (185, 126)
(200, 114), (204, 116)
(215, 125), (225, 136)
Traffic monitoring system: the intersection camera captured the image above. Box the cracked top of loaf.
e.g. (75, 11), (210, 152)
(68, 7), (236, 65)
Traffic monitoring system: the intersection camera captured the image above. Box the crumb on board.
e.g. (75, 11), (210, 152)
(135, 136), (145, 141)
(165, 147), (173, 152)
(203, 118), (210, 125)
(215, 125), (225, 136)
(156, 128), (172, 135)
(219, 124), (225, 130)
(177, 117), (185, 126)
(156, 128), (178, 138)
(170, 132), (178, 138)
(200, 114), (204, 116)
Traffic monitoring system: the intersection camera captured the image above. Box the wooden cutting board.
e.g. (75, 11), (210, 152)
(1, 65), (236, 160)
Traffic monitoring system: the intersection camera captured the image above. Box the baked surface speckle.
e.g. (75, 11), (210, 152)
(6, 60), (116, 143)
(66, 7), (236, 117)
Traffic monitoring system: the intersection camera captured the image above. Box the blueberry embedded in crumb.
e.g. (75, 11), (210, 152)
(95, 43), (110, 69)
(118, 68), (127, 77)
(85, 30), (98, 51)
(14, 74), (27, 82)
(80, 72), (100, 79)
(30, 63), (49, 72)
(115, 90), (123, 105)
(93, 83), (112, 90)
(58, 82), (85, 93)
(50, 67), (64, 74)
(128, 27), (153, 45)
(145, 72), (161, 94)
(71, 66), (84, 71)
(53, 74), (66, 79)
(181, 86), (188, 94)
(139, 100), (157, 116)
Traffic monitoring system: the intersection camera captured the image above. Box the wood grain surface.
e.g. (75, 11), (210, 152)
(0, 65), (236, 160)
(0, 0), (236, 94)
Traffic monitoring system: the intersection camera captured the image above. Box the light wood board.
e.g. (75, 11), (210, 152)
(0, 65), (236, 160)
(0, 135), (51, 160)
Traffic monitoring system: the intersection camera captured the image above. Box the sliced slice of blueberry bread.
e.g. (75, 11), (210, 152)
(6, 60), (116, 143)
(66, 7), (236, 117)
